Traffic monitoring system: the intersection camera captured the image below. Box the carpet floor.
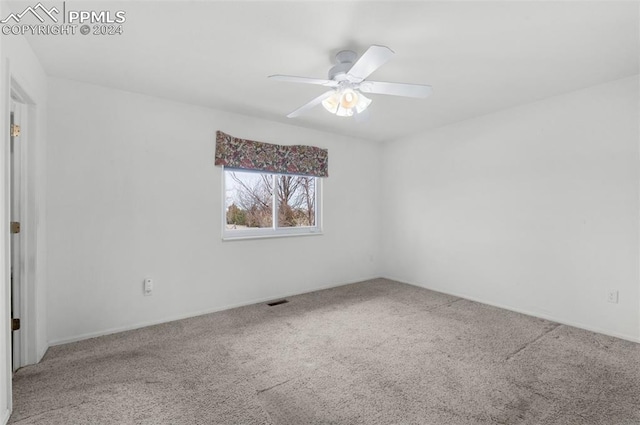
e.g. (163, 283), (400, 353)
(8, 279), (640, 424)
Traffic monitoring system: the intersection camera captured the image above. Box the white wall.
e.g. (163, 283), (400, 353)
(44, 73), (640, 346)
(46, 78), (382, 344)
(0, 29), (48, 422)
(382, 76), (640, 342)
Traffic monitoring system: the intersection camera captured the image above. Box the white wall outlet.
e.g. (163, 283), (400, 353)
(144, 278), (153, 296)
(606, 289), (618, 304)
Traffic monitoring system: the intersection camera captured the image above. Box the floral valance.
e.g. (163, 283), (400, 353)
(214, 131), (328, 177)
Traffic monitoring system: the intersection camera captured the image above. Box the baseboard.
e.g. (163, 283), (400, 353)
(382, 275), (640, 344)
(48, 275), (379, 346)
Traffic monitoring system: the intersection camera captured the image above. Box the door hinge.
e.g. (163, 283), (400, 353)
(10, 222), (20, 234)
(11, 318), (20, 332)
(10, 124), (20, 138)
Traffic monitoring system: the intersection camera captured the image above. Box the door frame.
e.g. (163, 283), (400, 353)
(1, 55), (14, 423)
(6, 78), (38, 370)
(8, 89), (31, 373)
(9, 99), (22, 372)
(1, 61), (43, 420)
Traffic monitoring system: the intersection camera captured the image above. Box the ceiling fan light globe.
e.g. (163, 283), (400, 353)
(340, 89), (359, 109)
(321, 92), (341, 114)
(321, 89), (371, 117)
(355, 93), (372, 114)
(336, 105), (354, 117)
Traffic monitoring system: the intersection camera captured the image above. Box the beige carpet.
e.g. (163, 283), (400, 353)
(9, 279), (640, 424)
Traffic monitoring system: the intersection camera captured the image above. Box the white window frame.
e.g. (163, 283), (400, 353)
(222, 167), (323, 240)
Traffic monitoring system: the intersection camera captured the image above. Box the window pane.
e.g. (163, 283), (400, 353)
(277, 176), (316, 228)
(225, 170), (273, 229)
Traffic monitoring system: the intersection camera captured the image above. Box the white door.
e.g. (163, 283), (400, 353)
(9, 100), (23, 372)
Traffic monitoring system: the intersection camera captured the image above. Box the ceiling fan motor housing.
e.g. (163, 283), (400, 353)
(328, 50), (358, 81)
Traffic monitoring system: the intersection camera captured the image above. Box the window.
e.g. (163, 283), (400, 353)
(215, 131), (327, 239)
(223, 168), (321, 239)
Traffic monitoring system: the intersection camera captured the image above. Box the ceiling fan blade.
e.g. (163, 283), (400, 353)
(358, 81), (433, 98)
(287, 90), (335, 118)
(269, 75), (338, 87)
(346, 45), (394, 82)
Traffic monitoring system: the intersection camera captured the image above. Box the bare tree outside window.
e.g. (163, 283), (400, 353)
(225, 171), (273, 228)
(277, 175), (315, 227)
(225, 170), (316, 231)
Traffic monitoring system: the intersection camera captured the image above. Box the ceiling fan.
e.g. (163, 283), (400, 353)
(269, 45), (432, 118)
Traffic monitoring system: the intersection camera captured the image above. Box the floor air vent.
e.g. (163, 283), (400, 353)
(267, 299), (289, 307)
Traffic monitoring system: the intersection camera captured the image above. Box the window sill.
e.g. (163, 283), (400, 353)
(222, 229), (323, 241)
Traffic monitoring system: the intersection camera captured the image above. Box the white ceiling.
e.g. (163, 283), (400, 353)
(21, 1), (639, 142)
